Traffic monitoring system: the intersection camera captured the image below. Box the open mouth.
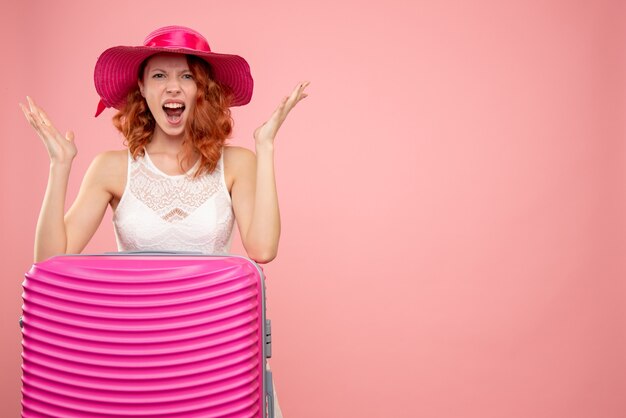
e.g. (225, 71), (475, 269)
(163, 102), (185, 125)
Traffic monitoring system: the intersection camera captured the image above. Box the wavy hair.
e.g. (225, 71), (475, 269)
(112, 54), (234, 179)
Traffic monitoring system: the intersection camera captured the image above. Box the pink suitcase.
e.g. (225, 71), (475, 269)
(21, 252), (274, 417)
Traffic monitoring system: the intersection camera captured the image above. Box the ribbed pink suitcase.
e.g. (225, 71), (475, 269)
(21, 252), (274, 418)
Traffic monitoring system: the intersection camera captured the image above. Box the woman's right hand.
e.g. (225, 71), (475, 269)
(20, 96), (77, 166)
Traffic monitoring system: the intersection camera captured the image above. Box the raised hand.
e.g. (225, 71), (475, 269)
(20, 96), (77, 165)
(253, 81), (310, 146)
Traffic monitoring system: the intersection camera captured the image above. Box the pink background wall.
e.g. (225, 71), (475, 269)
(2, 0), (625, 417)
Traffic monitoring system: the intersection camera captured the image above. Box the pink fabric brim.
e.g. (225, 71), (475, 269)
(94, 46), (253, 114)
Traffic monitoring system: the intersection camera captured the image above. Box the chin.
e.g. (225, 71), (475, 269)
(155, 119), (187, 138)
(165, 127), (186, 137)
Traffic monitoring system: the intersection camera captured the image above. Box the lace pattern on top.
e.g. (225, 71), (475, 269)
(112, 150), (235, 254)
(130, 161), (220, 222)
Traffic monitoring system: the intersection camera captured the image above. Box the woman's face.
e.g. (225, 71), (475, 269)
(138, 53), (197, 139)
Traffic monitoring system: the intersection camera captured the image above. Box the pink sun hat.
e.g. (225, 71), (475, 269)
(93, 25), (253, 117)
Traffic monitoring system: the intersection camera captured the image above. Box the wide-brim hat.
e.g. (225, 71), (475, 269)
(93, 25), (253, 116)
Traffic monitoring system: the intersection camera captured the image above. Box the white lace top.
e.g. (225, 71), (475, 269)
(112, 148), (235, 254)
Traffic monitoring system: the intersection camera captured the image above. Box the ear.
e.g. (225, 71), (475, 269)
(138, 79), (145, 97)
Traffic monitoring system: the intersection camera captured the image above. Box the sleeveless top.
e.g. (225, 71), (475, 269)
(112, 148), (235, 254)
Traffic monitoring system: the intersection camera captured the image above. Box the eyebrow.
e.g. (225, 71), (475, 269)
(149, 68), (192, 73)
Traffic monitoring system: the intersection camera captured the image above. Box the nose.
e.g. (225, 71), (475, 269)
(166, 78), (181, 94)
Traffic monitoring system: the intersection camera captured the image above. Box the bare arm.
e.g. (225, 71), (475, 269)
(21, 97), (112, 263)
(231, 81), (309, 264)
(230, 145), (280, 263)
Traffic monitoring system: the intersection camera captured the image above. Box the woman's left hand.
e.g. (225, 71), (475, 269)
(254, 81), (310, 146)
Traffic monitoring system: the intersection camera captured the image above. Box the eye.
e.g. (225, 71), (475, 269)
(152, 73), (165, 79)
(182, 73), (194, 80)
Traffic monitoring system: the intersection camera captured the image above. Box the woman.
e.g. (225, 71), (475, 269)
(21, 25), (307, 417)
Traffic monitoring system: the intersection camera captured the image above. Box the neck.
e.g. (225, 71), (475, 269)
(146, 126), (186, 156)
(145, 127), (201, 170)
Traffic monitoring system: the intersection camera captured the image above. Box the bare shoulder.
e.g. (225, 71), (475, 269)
(223, 146), (255, 186)
(223, 145), (255, 167)
(91, 150), (128, 175)
(87, 150), (127, 194)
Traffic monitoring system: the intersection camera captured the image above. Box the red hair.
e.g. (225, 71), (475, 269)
(112, 55), (234, 178)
